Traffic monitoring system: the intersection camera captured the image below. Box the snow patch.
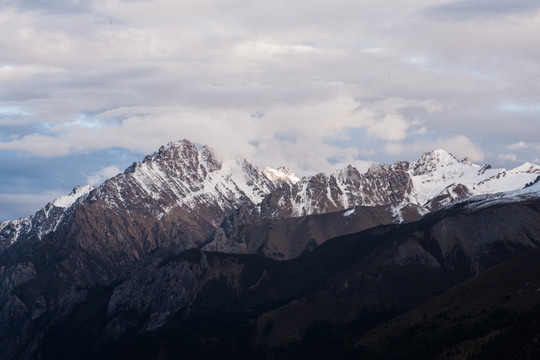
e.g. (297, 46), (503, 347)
(52, 185), (94, 208)
(263, 166), (300, 186)
(390, 204), (405, 224)
(343, 208), (355, 217)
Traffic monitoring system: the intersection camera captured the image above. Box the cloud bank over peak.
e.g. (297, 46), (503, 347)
(0, 0), (539, 220)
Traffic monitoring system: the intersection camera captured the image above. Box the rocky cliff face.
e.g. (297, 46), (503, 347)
(205, 150), (540, 260)
(0, 185), (94, 250)
(0, 140), (289, 254)
(258, 162), (413, 219)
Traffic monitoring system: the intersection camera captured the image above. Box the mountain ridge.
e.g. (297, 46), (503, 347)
(2, 141), (539, 256)
(1, 139), (540, 359)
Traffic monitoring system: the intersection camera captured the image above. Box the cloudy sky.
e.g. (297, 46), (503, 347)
(1, 0), (540, 220)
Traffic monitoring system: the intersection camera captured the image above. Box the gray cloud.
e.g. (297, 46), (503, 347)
(1, 0), (539, 220)
(0, 192), (63, 221)
(423, 0), (540, 20)
(0, 0), (97, 14)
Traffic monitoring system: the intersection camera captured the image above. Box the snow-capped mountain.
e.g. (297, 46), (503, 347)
(263, 166), (300, 186)
(2, 139), (540, 359)
(2, 142), (539, 255)
(0, 140), (294, 253)
(259, 149), (540, 221)
(408, 150), (540, 209)
(0, 185), (94, 249)
(93, 140), (281, 224)
(451, 177), (540, 213)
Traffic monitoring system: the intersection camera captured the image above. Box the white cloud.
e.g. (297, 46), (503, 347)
(350, 97), (442, 142)
(0, 191), (64, 221)
(84, 165), (122, 186)
(233, 40), (322, 62)
(0, 94), (441, 176)
(509, 141), (527, 150)
(509, 141), (540, 151)
(439, 136), (485, 162)
(0, 134), (71, 156)
(367, 113), (410, 141)
(385, 135), (485, 162)
(498, 153), (518, 162)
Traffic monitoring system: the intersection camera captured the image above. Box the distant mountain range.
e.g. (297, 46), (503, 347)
(1, 139), (540, 359)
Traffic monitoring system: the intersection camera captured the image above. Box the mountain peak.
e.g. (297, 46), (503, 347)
(422, 149), (458, 163)
(335, 164), (362, 183)
(169, 138), (197, 150)
(411, 149), (464, 176)
(263, 166), (300, 186)
(164, 139), (199, 160)
(510, 162), (540, 174)
(367, 163), (384, 175)
(52, 185), (95, 208)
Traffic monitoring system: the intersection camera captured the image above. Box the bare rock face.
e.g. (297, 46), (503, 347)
(204, 204), (409, 260)
(95, 140), (276, 231)
(258, 162), (414, 219)
(0, 140), (282, 254)
(3, 147), (539, 263)
(425, 183), (474, 211)
(1, 140), (283, 270)
(104, 249), (210, 337)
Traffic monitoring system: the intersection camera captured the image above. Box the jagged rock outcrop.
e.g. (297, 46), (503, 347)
(258, 162), (414, 219)
(205, 150), (540, 260)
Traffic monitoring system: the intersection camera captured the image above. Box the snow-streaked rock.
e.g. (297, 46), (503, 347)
(52, 185), (95, 208)
(0, 140), (287, 250)
(0, 185), (95, 248)
(259, 149), (540, 218)
(263, 167), (300, 186)
(2, 145), (539, 252)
